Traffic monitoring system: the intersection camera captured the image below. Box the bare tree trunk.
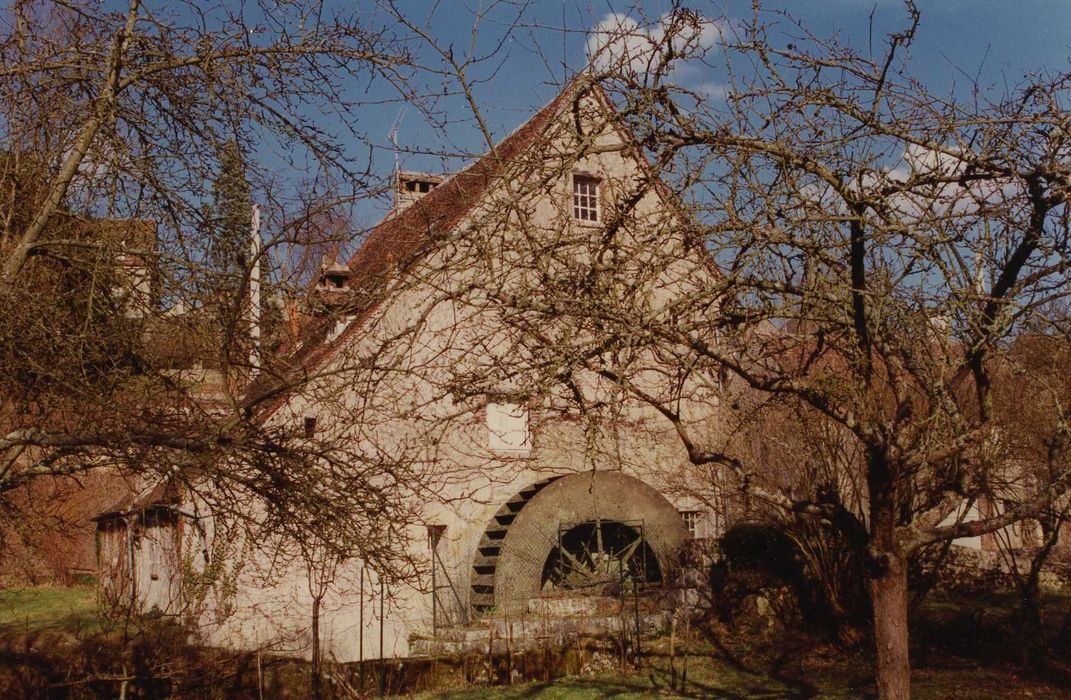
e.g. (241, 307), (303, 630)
(1017, 511), (1066, 669)
(869, 552), (910, 700)
(1018, 583), (1045, 668)
(311, 594), (323, 700)
(868, 457), (911, 700)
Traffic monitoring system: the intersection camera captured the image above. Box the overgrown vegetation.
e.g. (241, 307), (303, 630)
(2, 583), (1070, 698)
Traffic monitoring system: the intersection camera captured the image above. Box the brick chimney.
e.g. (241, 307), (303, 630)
(394, 172), (446, 214)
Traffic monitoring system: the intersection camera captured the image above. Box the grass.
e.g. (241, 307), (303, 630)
(413, 652), (1071, 699)
(413, 627), (1071, 699)
(0, 585), (102, 635)
(414, 659), (842, 699)
(0, 586), (1067, 698)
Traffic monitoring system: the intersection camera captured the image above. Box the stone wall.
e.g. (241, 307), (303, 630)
(923, 545), (1071, 595)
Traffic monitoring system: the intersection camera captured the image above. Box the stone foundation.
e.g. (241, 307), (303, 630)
(411, 592), (697, 657)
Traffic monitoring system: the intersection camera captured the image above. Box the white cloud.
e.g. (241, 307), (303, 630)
(695, 82), (730, 100)
(586, 10), (725, 84)
(795, 144), (1019, 222)
(886, 145), (1018, 219)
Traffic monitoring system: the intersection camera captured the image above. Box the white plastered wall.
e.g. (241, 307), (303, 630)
(189, 89), (727, 660)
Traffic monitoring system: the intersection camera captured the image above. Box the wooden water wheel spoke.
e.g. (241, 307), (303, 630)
(544, 519), (656, 592)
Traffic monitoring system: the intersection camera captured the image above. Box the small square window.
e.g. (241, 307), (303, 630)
(303, 416), (317, 438)
(572, 175), (600, 222)
(680, 511), (701, 539)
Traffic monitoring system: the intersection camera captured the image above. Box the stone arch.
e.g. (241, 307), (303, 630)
(471, 470), (689, 613)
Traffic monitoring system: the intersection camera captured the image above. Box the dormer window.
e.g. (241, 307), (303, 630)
(317, 261), (351, 291)
(572, 174), (600, 222)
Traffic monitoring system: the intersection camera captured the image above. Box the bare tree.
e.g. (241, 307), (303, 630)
(388, 4), (1071, 698)
(0, 0), (429, 572)
(5, 3), (1070, 698)
(572, 6), (1071, 697)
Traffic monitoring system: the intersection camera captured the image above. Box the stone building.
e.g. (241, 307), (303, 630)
(91, 74), (1071, 661)
(103, 76), (731, 661)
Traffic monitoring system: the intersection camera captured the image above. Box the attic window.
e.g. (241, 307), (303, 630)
(572, 174), (600, 222)
(303, 416), (317, 438)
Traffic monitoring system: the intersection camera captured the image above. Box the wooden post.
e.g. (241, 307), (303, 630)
(682, 608), (690, 693)
(633, 575), (641, 667)
(507, 620), (514, 684)
(669, 614), (677, 690)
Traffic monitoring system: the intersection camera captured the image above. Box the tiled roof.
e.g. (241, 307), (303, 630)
(345, 82), (576, 290)
(93, 480), (179, 522)
(245, 77), (589, 417)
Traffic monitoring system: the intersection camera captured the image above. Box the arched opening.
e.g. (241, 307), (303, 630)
(471, 471), (689, 613)
(540, 519), (661, 594)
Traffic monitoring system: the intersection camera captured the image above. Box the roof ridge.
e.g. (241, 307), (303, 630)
(246, 75), (596, 420)
(344, 74), (588, 274)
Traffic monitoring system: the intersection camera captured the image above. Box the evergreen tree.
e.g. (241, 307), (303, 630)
(207, 140), (253, 299)
(202, 140), (258, 372)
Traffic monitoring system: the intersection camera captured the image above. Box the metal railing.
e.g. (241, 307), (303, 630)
(431, 544), (470, 630)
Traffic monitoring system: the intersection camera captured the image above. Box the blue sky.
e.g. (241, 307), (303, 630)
(339, 1), (1070, 227)
(392, 0), (1071, 136)
(114, 1), (1068, 233)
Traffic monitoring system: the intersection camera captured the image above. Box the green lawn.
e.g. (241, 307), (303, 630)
(413, 635), (1071, 699)
(0, 586), (101, 635)
(415, 662), (1070, 699)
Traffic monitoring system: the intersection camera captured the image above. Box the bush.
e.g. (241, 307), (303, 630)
(714, 521), (868, 643)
